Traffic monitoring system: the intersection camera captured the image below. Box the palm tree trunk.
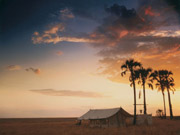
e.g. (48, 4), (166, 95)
(167, 88), (173, 119)
(143, 82), (147, 114)
(162, 92), (166, 119)
(132, 80), (136, 125)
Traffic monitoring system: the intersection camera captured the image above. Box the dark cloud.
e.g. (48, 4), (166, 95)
(30, 89), (103, 98)
(97, 35), (180, 57)
(89, 4), (157, 48)
(88, 2), (180, 51)
(72, 9), (94, 20)
(25, 67), (41, 75)
(106, 4), (136, 18)
(164, 0), (180, 16)
(86, 2), (180, 87)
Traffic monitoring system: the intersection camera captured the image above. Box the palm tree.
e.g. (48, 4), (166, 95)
(135, 67), (153, 114)
(121, 59), (141, 125)
(150, 70), (167, 118)
(163, 70), (175, 120)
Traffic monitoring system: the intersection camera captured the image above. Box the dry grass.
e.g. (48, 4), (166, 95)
(0, 117), (180, 135)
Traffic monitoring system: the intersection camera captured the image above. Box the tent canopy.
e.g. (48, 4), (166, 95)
(78, 107), (131, 120)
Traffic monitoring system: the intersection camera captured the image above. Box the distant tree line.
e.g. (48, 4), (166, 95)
(121, 59), (175, 125)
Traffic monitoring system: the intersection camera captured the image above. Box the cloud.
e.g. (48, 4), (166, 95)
(30, 89), (103, 98)
(144, 6), (160, 17)
(6, 65), (21, 71)
(164, 0), (180, 16)
(90, 3), (180, 57)
(85, 4), (159, 48)
(25, 68), (41, 75)
(33, 36), (97, 44)
(72, 9), (95, 20)
(33, 31), (39, 36)
(32, 23), (65, 44)
(144, 44), (180, 60)
(45, 24), (65, 34)
(87, 2), (180, 88)
(32, 23), (98, 44)
(139, 30), (180, 37)
(106, 4), (136, 18)
(56, 51), (63, 56)
(89, 1), (180, 47)
(60, 8), (74, 19)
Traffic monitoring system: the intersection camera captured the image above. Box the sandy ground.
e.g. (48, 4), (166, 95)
(0, 117), (180, 135)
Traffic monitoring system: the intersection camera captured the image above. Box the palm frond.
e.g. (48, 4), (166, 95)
(130, 82), (133, 87)
(148, 83), (153, 90)
(121, 64), (127, 70)
(121, 70), (127, 77)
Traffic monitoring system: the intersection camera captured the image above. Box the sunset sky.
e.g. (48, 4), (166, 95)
(0, 0), (180, 118)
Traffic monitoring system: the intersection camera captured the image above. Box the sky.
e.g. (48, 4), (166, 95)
(0, 0), (180, 118)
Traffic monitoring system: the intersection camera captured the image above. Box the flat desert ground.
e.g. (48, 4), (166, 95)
(0, 117), (180, 135)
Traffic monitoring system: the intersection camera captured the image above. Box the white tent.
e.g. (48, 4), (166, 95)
(78, 108), (121, 120)
(78, 107), (132, 127)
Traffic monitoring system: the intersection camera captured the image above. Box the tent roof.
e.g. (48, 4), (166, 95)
(78, 107), (131, 120)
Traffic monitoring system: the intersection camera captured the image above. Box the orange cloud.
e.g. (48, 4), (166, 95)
(142, 45), (180, 60)
(98, 44), (180, 88)
(32, 23), (99, 44)
(44, 24), (64, 34)
(145, 6), (160, 17)
(30, 89), (103, 98)
(33, 32), (39, 36)
(36, 36), (97, 44)
(32, 23), (64, 44)
(139, 30), (180, 37)
(56, 51), (63, 56)
(43, 36), (97, 44)
(119, 30), (129, 38)
(25, 68), (41, 75)
(162, 45), (180, 59)
(6, 65), (21, 71)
